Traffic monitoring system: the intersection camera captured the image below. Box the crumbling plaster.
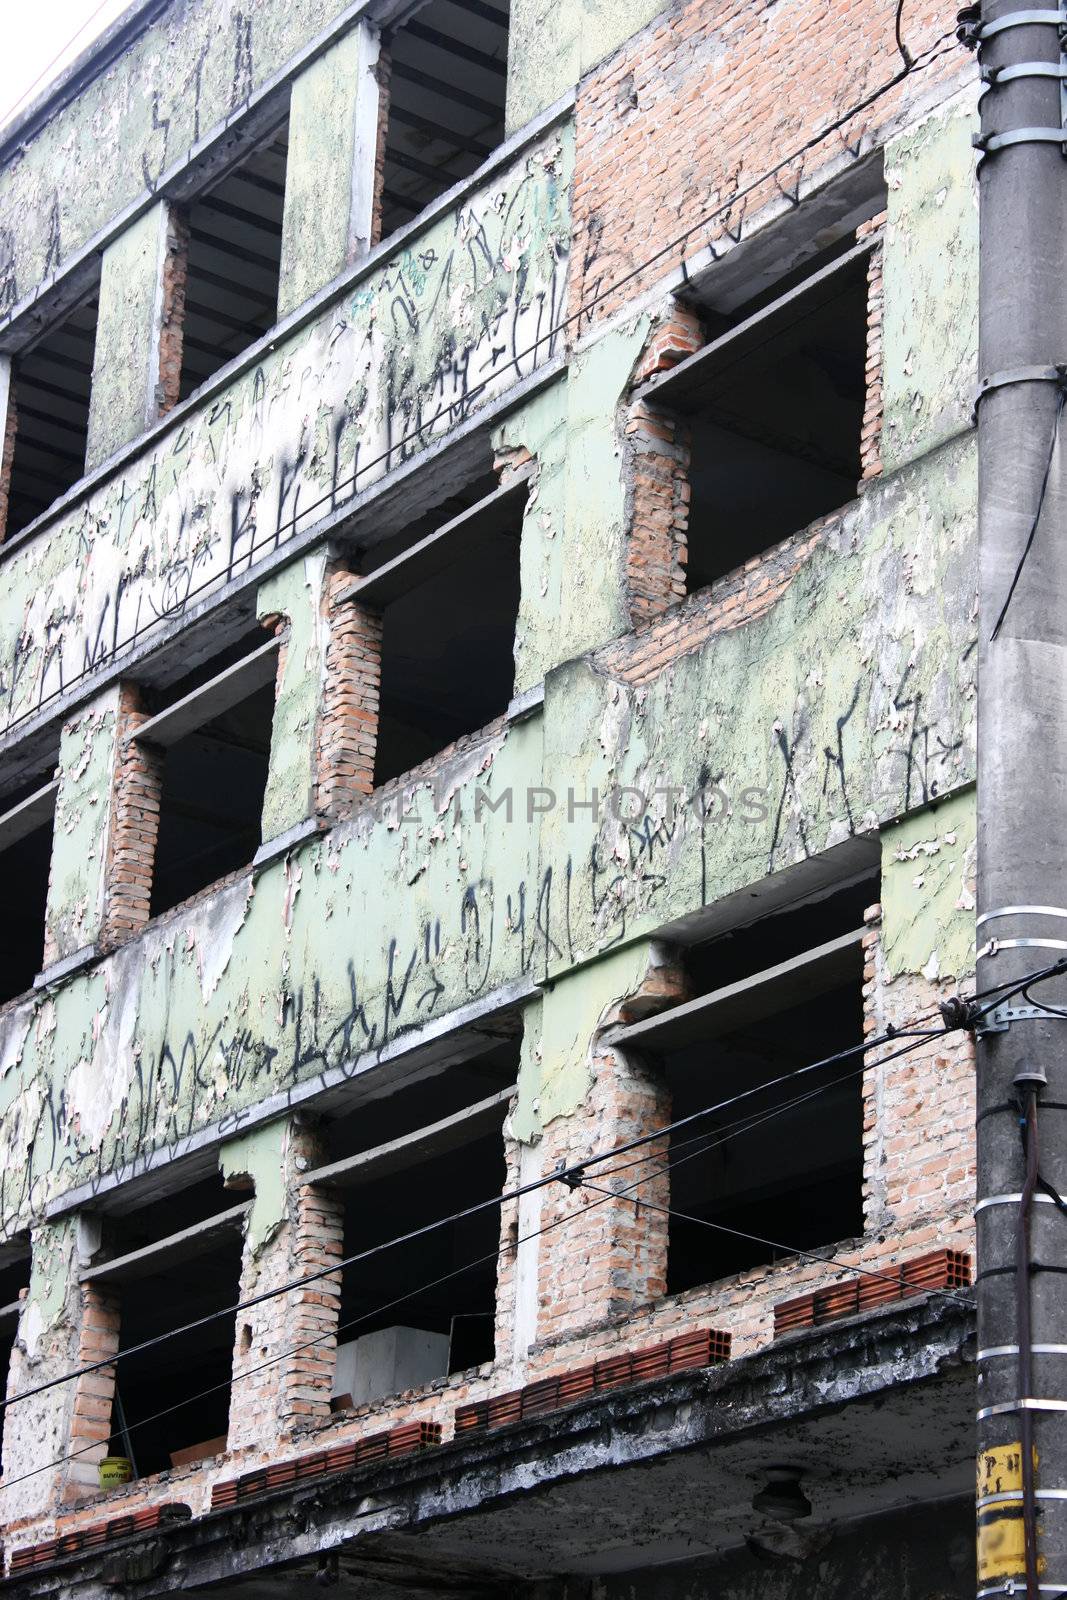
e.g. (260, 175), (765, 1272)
(0, 0), (360, 321)
(882, 88), (979, 472)
(495, 316), (651, 691)
(44, 692), (123, 965)
(84, 203), (171, 473)
(257, 552), (329, 842)
(505, 0), (666, 137)
(0, 83), (980, 1271)
(880, 789), (976, 984)
(0, 119), (573, 738)
(0, 426), (976, 1238)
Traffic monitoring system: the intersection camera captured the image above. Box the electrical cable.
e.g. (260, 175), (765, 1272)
(0, 1014), (946, 1416)
(895, 0), (915, 70)
(0, 1019), (952, 1496)
(989, 385), (1066, 641)
(7, 949), (1061, 1420)
(0, 19), (965, 744)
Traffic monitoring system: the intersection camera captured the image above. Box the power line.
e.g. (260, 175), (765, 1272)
(0, 1001), (974, 1418)
(0, 18), (965, 743)
(989, 383), (1066, 641)
(0, 1020), (951, 1496)
(4, 949), (1055, 1424)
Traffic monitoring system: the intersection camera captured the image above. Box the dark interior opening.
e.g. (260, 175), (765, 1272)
(179, 124), (287, 401)
(682, 248), (870, 592)
(323, 1037), (518, 1160)
(369, 476), (522, 786)
(0, 777), (56, 1003)
(104, 1176), (239, 1479)
(661, 877), (875, 1296)
(7, 288), (99, 537)
(332, 1051), (515, 1402)
(0, 1252), (31, 1474)
(381, 0), (509, 241)
(149, 652), (274, 918)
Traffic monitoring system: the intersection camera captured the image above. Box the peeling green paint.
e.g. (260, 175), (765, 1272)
(495, 316), (649, 689)
(221, 1121), (289, 1253)
(0, 430), (977, 1233)
(0, 119), (574, 734)
(506, 0), (665, 133)
(85, 203), (167, 473)
(0, 0), (362, 315)
(882, 86), (979, 472)
(881, 790), (976, 982)
(21, 1219), (76, 1350)
(45, 690), (121, 962)
(278, 26), (380, 318)
(258, 554), (327, 841)
(512, 942), (652, 1141)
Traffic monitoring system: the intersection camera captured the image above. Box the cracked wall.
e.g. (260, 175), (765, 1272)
(0, 120), (573, 739)
(0, 0), (359, 322)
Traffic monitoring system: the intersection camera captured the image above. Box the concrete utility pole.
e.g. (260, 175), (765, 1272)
(973, 0), (1067, 1597)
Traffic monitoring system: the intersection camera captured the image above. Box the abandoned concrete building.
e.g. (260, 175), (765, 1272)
(0, 0), (1011, 1593)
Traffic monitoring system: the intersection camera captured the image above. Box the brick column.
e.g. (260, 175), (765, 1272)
(532, 951), (687, 1346)
(858, 211), (887, 483)
(62, 1282), (120, 1503)
(281, 1179), (344, 1427)
(226, 1121), (344, 1456)
(861, 899), (976, 1244)
(536, 1051), (672, 1343)
(100, 684), (163, 951)
(155, 207), (189, 419)
(624, 307), (703, 623)
(315, 564), (383, 820)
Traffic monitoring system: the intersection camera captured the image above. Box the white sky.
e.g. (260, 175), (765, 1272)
(0, 0), (131, 130)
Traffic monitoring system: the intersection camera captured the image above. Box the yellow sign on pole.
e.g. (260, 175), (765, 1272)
(977, 1444), (1040, 1583)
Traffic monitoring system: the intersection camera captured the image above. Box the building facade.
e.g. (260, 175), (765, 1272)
(0, 0), (983, 1595)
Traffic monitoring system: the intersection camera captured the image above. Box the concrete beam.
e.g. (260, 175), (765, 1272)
(0, 1295), (975, 1600)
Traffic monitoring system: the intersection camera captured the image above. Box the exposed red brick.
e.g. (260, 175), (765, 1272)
(316, 564), (383, 819)
(155, 206), (189, 419)
(100, 684), (163, 950)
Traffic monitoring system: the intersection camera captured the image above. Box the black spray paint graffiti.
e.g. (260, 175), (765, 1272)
(0, 161), (568, 738)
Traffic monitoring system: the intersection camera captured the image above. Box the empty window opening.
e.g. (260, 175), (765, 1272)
(137, 632), (277, 917)
(0, 775), (57, 1003)
(622, 877), (875, 1297)
(0, 1249), (31, 1473)
(311, 1042), (517, 1406)
(380, 0), (510, 241)
(359, 472), (524, 786)
(83, 1176), (243, 1479)
(178, 126), (288, 400)
(6, 289), (99, 537)
(642, 242), (872, 593)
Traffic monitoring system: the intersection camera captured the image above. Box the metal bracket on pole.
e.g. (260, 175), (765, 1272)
(975, 1001), (1067, 1038)
(974, 365), (1067, 418)
(973, 3), (1067, 165)
(976, 8), (1067, 42)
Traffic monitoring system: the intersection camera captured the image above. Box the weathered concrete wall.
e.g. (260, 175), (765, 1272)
(506, 0), (665, 134)
(0, 118), (573, 735)
(0, 418), (975, 1229)
(0, 0), (362, 321)
(277, 24), (381, 318)
(43, 690), (122, 966)
(85, 203), (169, 472)
(882, 93), (979, 471)
(595, 1499), (973, 1600)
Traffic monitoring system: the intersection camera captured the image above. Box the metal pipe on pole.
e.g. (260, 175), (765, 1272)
(973, 0), (1067, 1596)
